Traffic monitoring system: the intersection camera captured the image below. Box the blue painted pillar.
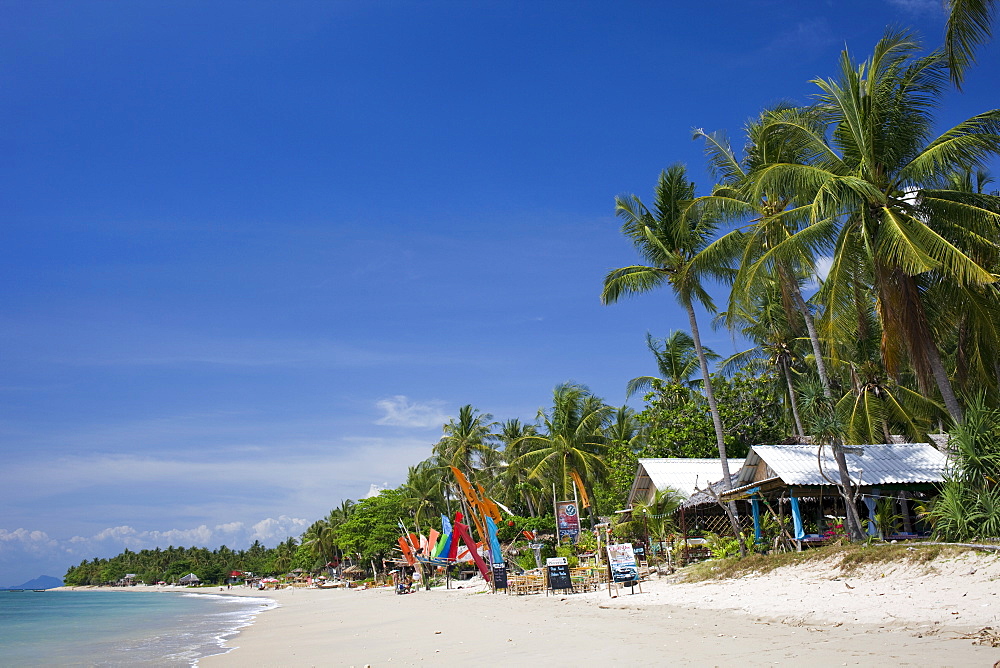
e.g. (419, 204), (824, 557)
(789, 491), (805, 540)
(751, 496), (762, 544)
(865, 489), (879, 537)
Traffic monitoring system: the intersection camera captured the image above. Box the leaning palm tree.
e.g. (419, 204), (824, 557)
(602, 164), (737, 496)
(693, 108), (839, 399)
(626, 330), (718, 399)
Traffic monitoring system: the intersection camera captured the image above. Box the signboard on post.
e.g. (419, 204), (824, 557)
(607, 543), (639, 584)
(545, 556), (572, 592)
(491, 563), (508, 590)
(556, 501), (581, 543)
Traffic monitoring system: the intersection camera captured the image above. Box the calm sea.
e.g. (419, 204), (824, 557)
(0, 589), (275, 666)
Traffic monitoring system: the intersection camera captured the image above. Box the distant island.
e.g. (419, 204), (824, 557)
(1, 575), (63, 590)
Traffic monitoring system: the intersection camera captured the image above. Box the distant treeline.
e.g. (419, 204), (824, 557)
(63, 540), (302, 586)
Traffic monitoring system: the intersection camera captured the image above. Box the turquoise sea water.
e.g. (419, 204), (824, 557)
(0, 589), (274, 666)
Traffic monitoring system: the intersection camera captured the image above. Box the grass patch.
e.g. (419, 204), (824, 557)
(678, 542), (971, 582)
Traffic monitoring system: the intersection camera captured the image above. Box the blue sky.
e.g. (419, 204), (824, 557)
(2, 0), (998, 585)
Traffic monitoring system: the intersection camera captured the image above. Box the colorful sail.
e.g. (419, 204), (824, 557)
(485, 516), (504, 566)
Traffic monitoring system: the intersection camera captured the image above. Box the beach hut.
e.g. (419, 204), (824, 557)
(178, 573), (200, 586)
(718, 443), (948, 546)
(627, 458), (745, 506)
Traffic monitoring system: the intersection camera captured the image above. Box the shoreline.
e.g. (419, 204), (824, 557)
(57, 550), (1000, 666)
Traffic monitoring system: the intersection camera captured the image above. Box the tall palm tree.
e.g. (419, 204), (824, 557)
(758, 30), (1000, 424)
(693, 107), (838, 398)
(602, 164), (737, 495)
(626, 330), (718, 399)
(511, 383), (611, 499)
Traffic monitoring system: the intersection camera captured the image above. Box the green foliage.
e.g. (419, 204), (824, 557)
(334, 488), (407, 562)
(62, 543), (285, 586)
(591, 442), (639, 514)
(704, 532), (742, 559)
(554, 545), (579, 567)
(495, 515), (556, 543)
(638, 374), (787, 458)
(929, 399), (1000, 541)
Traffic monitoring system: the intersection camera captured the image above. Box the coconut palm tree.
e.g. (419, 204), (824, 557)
(400, 460), (445, 526)
(718, 276), (810, 441)
(603, 405), (644, 452)
(511, 383), (611, 499)
(433, 404), (498, 476)
(756, 29), (1000, 424)
(497, 418), (543, 516)
(602, 164), (737, 495)
(626, 330), (718, 400)
(693, 107), (838, 398)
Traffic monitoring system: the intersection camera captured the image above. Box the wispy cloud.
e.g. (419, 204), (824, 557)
(886, 0), (942, 16)
(763, 17), (839, 57)
(374, 395), (449, 428)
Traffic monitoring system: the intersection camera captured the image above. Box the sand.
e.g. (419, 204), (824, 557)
(189, 550), (1000, 667)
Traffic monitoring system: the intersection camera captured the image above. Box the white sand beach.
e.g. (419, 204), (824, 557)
(182, 550), (1000, 667)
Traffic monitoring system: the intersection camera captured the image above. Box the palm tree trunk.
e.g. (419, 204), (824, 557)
(789, 282), (833, 398)
(789, 274), (866, 539)
(927, 337), (965, 424)
(686, 301), (744, 550)
(781, 357), (806, 441)
(686, 301), (730, 482)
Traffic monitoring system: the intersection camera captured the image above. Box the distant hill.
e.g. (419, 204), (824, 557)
(2, 575), (63, 590)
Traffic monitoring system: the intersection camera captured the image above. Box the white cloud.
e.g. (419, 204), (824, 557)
(374, 395), (448, 428)
(48, 515), (311, 562)
(250, 516), (309, 542)
(813, 256), (834, 283)
(363, 483), (387, 498)
(215, 521), (244, 534)
(0, 528), (57, 553)
(148, 525), (214, 545)
(92, 526), (139, 542)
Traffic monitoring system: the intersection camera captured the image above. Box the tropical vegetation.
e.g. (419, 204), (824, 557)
(68, 17), (1000, 583)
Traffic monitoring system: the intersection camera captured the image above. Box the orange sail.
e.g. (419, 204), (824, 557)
(570, 469), (591, 509)
(449, 466), (488, 542)
(398, 536), (417, 566)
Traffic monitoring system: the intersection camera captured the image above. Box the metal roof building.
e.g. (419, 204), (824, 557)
(722, 443), (948, 500)
(627, 458), (745, 506)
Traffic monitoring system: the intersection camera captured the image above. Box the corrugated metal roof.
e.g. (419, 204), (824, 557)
(630, 458), (744, 503)
(741, 443), (947, 487)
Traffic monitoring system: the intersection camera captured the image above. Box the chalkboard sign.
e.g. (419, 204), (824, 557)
(491, 564), (508, 590)
(546, 563), (572, 591)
